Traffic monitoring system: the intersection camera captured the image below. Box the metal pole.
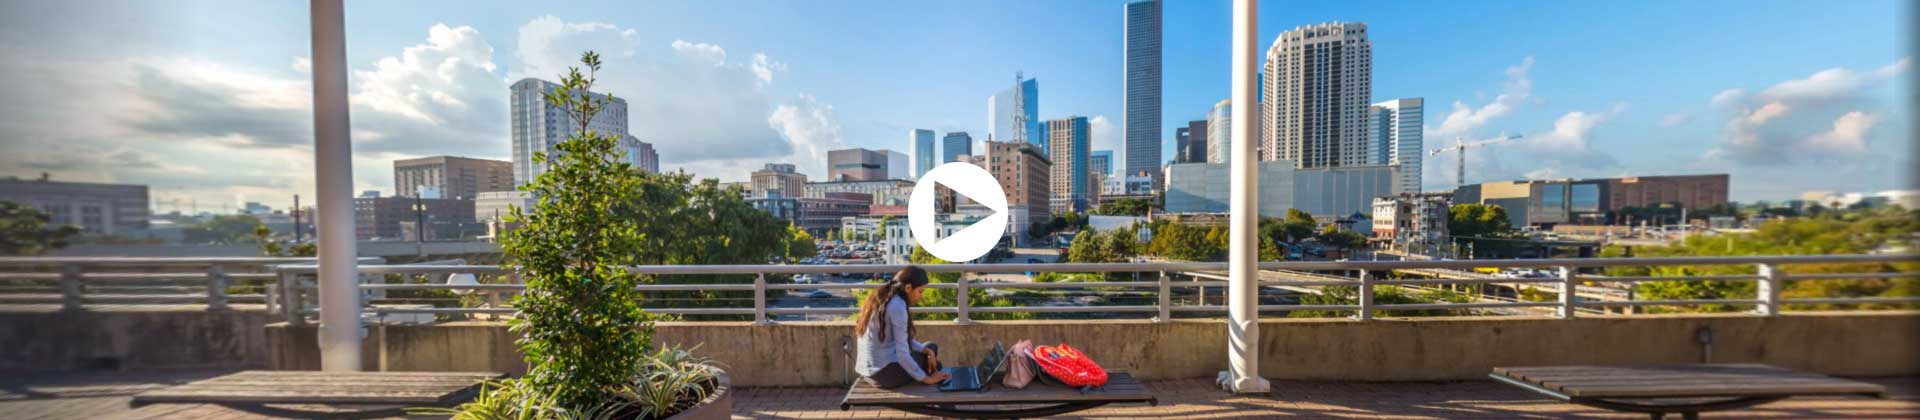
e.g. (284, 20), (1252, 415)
(753, 273), (769, 325)
(1355, 270), (1373, 321)
(293, 194), (302, 242)
(1222, 0), (1270, 394)
(955, 273), (972, 325)
(60, 263), (82, 312)
(415, 195), (425, 243)
(1556, 266), (1577, 319)
(1156, 271), (1170, 322)
(310, 0), (363, 372)
(206, 264), (229, 311)
(1755, 263), (1781, 316)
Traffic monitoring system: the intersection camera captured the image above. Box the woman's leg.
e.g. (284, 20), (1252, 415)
(864, 363), (915, 389)
(913, 342), (940, 372)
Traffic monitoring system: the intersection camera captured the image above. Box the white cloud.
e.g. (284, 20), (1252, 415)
(1659, 113), (1692, 127)
(670, 40), (727, 66)
(1087, 115), (1121, 168)
(514, 15), (640, 82)
(1709, 57), (1907, 165)
(1518, 103), (1625, 170)
(750, 53), (785, 84)
(1710, 89), (1745, 108)
(291, 56), (310, 74)
(1429, 56), (1533, 140)
(764, 94), (844, 177)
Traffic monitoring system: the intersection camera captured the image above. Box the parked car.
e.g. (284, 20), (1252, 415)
(806, 290), (834, 299)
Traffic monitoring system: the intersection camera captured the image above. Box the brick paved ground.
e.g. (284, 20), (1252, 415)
(4, 369), (1914, 419)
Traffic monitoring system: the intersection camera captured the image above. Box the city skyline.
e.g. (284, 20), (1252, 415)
(0, 0), (1909, 210)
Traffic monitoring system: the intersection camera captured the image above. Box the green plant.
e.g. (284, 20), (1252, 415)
(0, 201), (80, 255)
(500, 51), (657, 407)
(623, 346), (721, 418)
(417, 378), (633, 420)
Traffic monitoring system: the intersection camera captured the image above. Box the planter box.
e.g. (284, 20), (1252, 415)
(666, 368), (732, 420)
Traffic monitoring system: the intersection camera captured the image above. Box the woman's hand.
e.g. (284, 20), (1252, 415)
(921, 371), (951, 385)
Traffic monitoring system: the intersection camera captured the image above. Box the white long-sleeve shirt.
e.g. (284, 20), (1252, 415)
(854, 296), (928, 380)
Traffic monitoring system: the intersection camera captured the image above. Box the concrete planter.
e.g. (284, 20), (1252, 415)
(665, 368), (732, 420)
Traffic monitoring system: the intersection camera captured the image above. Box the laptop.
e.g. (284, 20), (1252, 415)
(937, 342), (1007, 392)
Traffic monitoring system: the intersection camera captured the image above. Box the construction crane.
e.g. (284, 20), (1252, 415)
(1430, 133), (1522, 188)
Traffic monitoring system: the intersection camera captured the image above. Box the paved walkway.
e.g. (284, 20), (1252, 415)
(3, 369), (1913, 419)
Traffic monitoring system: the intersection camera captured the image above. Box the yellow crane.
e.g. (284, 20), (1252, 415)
(1430, 133), (1522, 188)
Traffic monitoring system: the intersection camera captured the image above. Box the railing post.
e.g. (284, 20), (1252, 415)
(59, 263), (82, 312)
(1156, 271), (1171, 322)
(1355, 269), (1373, 321)
(1755, 263), (1781, 316)
(753, 273), (769, 326)
(1557, 266), (1577, 319)
(206, 264), (230, 311)
(955, 273), (972, 325)
(280, 271), (305, 326)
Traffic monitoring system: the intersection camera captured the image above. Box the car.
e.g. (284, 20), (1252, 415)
(793, 274), (813, 284)
(1026, 258), (1041, 264)
(806, 290), (834, 299)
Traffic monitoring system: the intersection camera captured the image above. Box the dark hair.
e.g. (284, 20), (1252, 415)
(854, 266), (930, 342)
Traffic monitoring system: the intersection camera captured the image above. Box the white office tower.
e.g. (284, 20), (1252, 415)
(1371, 98), (1424, 193)
(1261, 21), (1371, 169)
(510, 78), (630, 186)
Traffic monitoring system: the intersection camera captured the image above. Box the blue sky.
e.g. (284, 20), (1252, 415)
(0, 0), (1910, 211)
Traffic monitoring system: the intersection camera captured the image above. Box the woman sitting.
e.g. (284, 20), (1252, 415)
(853, 266), (950, 388)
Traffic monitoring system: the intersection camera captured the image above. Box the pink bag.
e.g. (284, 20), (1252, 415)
(1002, 339), (1037, 389)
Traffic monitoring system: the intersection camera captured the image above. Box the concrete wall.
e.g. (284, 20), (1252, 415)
(265, 312), (1920, 387)
(0, 309), (272, 370)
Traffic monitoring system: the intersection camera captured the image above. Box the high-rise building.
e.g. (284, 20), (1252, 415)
(942, 132), (974, 164)
(619, 135), (660, 173)
(0, 176), (149, 234)
(1124, 0), (1163, 188)
(510, 78), (630, 185)
(1262, 21), (1372, 169)
(1207, 99), (1233, 164)
(984, 140), (1052, 246)
(393, 156), (513, 201)
(1370, 98), (1424, 193)
(911, 129), (937, 179)
(353, 196), (475, 241)
(749, 163), (807, 198)
(988, 76), (1043, 152)
(1175, 127), (1193, 163)
(1176, 120), (1208, 163)
(827, 148), (888, 182)
(884, 150), (909, 180)
(1046, 117), (1091, 213)
(1090, 150), (1114, 177)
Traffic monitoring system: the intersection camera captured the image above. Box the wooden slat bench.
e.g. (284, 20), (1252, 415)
(1492, 364), (1886, 420)
(841, 372), (1156, 419)
(132, 370), (503, 418)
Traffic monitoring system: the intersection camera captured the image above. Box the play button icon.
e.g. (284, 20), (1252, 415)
(908, 162), (1008, 262)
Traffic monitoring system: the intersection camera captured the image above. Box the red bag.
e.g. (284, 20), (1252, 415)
(1031, 344), (1108, 387)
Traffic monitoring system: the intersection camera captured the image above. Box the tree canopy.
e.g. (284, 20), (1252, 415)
(1448, 204), (1514, 238)
(0, 201), (80, 255)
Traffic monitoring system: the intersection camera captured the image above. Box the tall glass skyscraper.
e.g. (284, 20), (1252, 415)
(1207, 99), (1232, 164)
(988, 77), (1042, 153)
(510, 78), (629, 186)
(910, 129), (936, 179)
(1124, 0), (1162, 188)
(1047, 117), (1090, 213)
(1090, 150), (1114, 177)
(1370, 98), (1424, 193)
(942, 131), (974, 164)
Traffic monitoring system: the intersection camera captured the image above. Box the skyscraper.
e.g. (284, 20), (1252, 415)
(1090, 150), (1114, 177)
(1262, 21), (1372, 169)
(827, 148), (888, 182)
(1207, 99), (1232, 164)
(620, 135), (660, 173)
(1124, 0), (1163, 188)
(911, 129), (936, 179)
(884, 150), (909, 180)
(509, 78), (630, 185)
(1371, 98), (1424, 193)
(988, 76), (1042, 152)
(750, 163), (806, 198)
(1177, 120), (1207, 163)
(1046, 117), (1091, 213)
(942, 132), (974, 164)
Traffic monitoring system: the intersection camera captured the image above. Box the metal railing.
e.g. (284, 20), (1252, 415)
(266, 254), (1920, 325)
(0, 257), (376, 313)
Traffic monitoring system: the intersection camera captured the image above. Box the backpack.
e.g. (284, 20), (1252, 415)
(1001, 340), (1037, 389)
(1031, 344), (1108, 387)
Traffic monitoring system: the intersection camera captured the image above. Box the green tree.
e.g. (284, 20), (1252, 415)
(0, 201), (80, 255)
(255, 224), (315, 257)
(183, 215), (265, 244)
(1612, 207), (1919, 312)
(1279, 208), (1318, 243)
(1448, 204), (1513, 238)
(1148, 222), (1222, 261)
(1094, 197), (1152, 216)
(1316, 225), (1368, 251)
(781, 222), (817, 263)
(499, 51), (657, 407)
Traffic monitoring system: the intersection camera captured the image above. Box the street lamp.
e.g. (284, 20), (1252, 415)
(413, 195), (427, 243)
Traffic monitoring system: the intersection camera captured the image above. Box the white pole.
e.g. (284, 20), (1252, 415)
(310, 0), (363, 372)
(1222, 0), (1271, 394)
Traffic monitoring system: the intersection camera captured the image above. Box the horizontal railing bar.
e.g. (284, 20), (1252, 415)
(1783, 297), (1920, 304)
(1577, 299), (1761, 307)
(0, 257), (380, 266)
(1372, 302), (1559, 310)
(1258, 304), (1360, 311)
(1575, 275), (1762, 282)
(1374, 278), (1562, 286)
(970, 305), (1161, 313)
(1783, 273), (1919, 280)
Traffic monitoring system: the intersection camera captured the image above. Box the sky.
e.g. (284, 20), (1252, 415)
(0, 0), (1911, 213)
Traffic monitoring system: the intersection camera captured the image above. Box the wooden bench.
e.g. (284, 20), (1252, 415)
(841, 372), (1157, 419)
(1492, 364), (1886, 420)
(131, 370), (504, 418)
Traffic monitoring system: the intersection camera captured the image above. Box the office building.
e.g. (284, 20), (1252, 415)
(806, 179), (915, 207)
(988, 75), (1043, 151)
(474, 191), (531, 223)
(353, 196), (475, 241)
(1370, 98), (1423, 193)
(0, 175), (149, 234)
(828, 148), (888, 182)
(1604, 174), (1731, 214)
(393, 156), (513, 200)
(984, 140), (1052, 246)
(885, 150), (909, 180)
(619, 135), (660, 173)
(748, 192), (871, 235)
(1124, 0), (1163, 188)
(750, 163), (807, 198)
(1164, 161), (1397, 219)
(910, 129), (937, 179)
(1207, 99), (1232, 164)
(1262, 21), (1373, 168)
(1175, 120), (1208, 164)
(1090, 150), (1114, 177)
(1454, 174), (1730, 228)
(942, 132), (974, 164)
(1372, 192), (1451, 253)
(1046, 117), (1091, 213)
(510, 78), (629, 185)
